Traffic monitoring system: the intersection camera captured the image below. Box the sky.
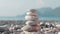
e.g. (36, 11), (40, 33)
(0, 0), (60, 16)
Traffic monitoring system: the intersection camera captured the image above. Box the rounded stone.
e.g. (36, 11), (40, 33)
(25, 16), (38, 20)
(26, 11), (37, 16)
(21, 25), (32, 31)
(26, 21), (37, 25)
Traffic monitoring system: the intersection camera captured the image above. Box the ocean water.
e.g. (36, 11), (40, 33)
(0, 16), (60, 20)
(40, 16), (60, 20)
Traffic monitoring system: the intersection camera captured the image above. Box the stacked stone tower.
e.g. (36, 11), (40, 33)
(21, 9), (40, 32)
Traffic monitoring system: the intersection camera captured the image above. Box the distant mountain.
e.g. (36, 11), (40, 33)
(37, 7), (60, 17)
(53, 7), (60, 16)
(37, 7), (53, 17)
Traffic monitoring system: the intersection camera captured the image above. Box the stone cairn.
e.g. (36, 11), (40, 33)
(21, 9), (40, 32)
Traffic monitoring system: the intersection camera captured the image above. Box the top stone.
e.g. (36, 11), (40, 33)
(26, 9), (37, 16)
